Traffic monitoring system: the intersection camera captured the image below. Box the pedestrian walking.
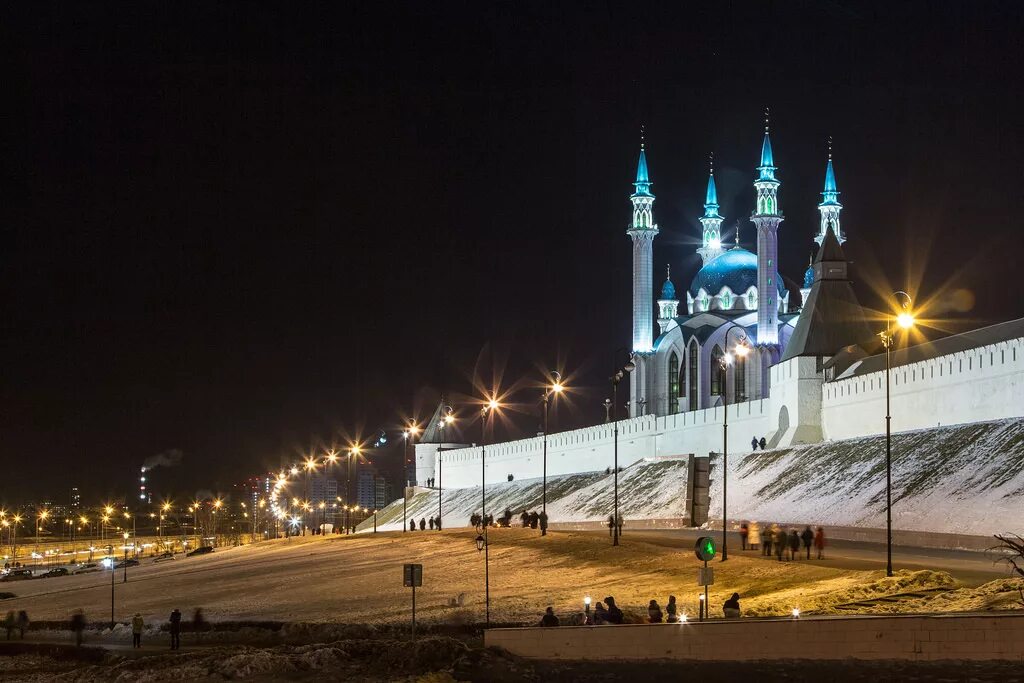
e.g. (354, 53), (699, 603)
(762, 523), (773, 557)
(665, 595), (678, 623)
(740, 523), (749, 551)
(419, 518), (426, 531)
(748, 521), (761, 551)
(773, 526), (785, 562)
(593, 601), (608, 625)
(540, 606), (560, 627)
(529, 511), (539, 529)
(759, 437), (767, 450)
(607, 514), (615, 537)
(647, 600), (663, 623)
(168, 608), (182, 650)
(429, 517), (435, 530)
(131, 613), (144, 648)
(616, 514), (624, 537)
(539, 510), (549, 536)
(70, 609), (87, 647)
(814, 526), (826, 559)
(801, 526), (814, 560)
(723, 593), (742, 619)
(436, 516), (442, 530)
(409, 519), (416, 532)
(3, 611), (14, 640)
(192, 608), (207, 642)
(604, 596), (623, 624)
(788, 529), (800, 560)
(520, 511), (530, 528)
(751, 436), (758, 450)
(16, 611), (29, 639)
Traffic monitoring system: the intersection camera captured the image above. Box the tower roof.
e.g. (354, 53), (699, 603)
(820, 157), (840, 206)
(781, 226), (872, 362)
(633, 147), (653, 197)
(760, 133), (774, 168)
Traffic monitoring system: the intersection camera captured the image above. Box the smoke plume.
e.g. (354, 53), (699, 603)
(142, 448), (184, 471)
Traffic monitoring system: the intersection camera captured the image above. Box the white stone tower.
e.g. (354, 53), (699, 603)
(696, 154), (725, 266)
(628, 141), (658, 354)
(751, 113), (783, 346)
(816, 139), (844, 245)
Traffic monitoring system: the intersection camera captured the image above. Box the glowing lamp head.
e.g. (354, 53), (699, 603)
(792, 608), (800, 618)
(551, 381), (564, 394)
(709, 237), (722, 250)
(290, 466), (299, 476)
(444, 414), (455, 425)
(487, 398), (500, 411)
(680, 613), (688, 623)
(734, 343), (750, 357)
(722, 352), (733, 366)
(897, 311), (915, 329)
(584, 595), (592, 606)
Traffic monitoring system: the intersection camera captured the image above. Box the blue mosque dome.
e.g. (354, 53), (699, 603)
(803, 259), (815, 289)
(689, 248), (786, 297)
(661, 277), (676, 300)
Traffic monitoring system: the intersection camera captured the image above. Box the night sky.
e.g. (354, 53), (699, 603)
(5, 2), (1024, 504)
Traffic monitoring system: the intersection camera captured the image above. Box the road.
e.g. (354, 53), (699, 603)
(581, 528), (1012, 585)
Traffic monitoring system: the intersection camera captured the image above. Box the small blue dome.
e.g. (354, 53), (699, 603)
(661, 277), (676, 300)
(803, 263), (815, 289)
(689, 248), (787, 297)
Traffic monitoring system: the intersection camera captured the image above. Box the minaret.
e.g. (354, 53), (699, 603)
(628, 135), (658, 353)
(751, 110), (783, 345)
(799, 255), (814, 307)
(657, 264), (679, 334)
(816, 138), (844, 244)
(696, 154), (725, 265)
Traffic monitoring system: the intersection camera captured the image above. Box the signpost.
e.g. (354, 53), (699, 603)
(403, 563), (423, 640)
(695, 536), (716, 621)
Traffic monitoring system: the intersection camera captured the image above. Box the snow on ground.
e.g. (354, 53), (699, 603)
(3, 528), (1019, 629)
(367, 418), (1024, 537)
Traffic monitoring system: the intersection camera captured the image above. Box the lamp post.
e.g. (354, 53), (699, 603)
(610, 349), (635, 547)
(108, 543), (115, 629)
(122, 531), (130, 583)
(35, 510), (48, 557)
(403, 423), (421, 533)
(11, 515), (22, 564)
(478, 397), (499, 626)
(717, 325), (750, 562)
(346, 445), (362, 534)
(541, 372), (564, 534)
(436, 406), (454, 529)
(880, 290), (915, 577)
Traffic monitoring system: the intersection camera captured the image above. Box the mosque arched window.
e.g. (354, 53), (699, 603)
(721, 291), (732, 310)
(688, 341), (699, 411)
(668, 353), (680, 412)
(710, 345), (725, 396)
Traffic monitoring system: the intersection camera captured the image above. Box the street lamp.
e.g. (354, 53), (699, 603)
(880, 290), (915, 577)
(36, 509), (48, 557)
(11, 514), (22, 564)
(122, 531), (130, 583)
(610, 349), (635, 547)
(478, 396), (500, 626)
(717, 325), (750, 562)
(346, 444), (363, 534)
(402, 422), (421, 533)
(436, 406), (454, 529)
(541, 372), (565, 534)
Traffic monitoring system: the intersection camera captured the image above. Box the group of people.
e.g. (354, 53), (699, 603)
(519, 510), (548, 532)
(750, 436), (768, 450)
(3, 610), (29, 639)
(61, 607), (198, 649)
(739, 523), (826, 560)
(408, 516), (442, 531)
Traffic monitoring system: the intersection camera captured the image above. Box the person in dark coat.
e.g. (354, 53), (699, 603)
(429, 517), (435, 530)
(800, 526), (814, 559)
(788, 529), (801, 560)
(592, 602), (608, 625)
(723, 593), (741, 618)
(70, 610), (87, 647)
(665, 595), (678, 623)
(759, 437), (767, 450)
(607, 514), (615, 537)
(739, 523), (749, 551)
(529, 512), (539, 529)
(540, 606), (559, 627)
(409, 519), (416, 532)
(436, 516), (442, 530)
(168, 608), (181, 650)
(520, 511), (530, 528)
(539, 511), (549, 536)
(4, 611), (15, 640)
(604, 597), (623, 624)
(751, 436), (758, 451)
(419, 518), (426, 531)
(647, 600), (663, 623)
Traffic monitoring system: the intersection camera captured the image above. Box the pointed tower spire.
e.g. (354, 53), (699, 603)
(657, 263), (679, 334)
(816, 137), (844, 245)
(751, 110), (785, 345)
(627, 133), (658, 354)
(696, 152), (725, 266)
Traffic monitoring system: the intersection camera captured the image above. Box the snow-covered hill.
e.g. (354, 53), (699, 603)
(364, 418), (1024, 537)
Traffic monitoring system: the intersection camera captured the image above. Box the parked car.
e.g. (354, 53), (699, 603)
(73, 563), (99, 575)
(0, 569), (34, 581)
(153, 552), (175, 563)
(186, 546), (214, 557)
(114, 559), (140, 569)
(39, 567), (69, 578)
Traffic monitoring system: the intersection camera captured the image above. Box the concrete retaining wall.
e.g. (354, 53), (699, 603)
(485, 613), (1024, 662)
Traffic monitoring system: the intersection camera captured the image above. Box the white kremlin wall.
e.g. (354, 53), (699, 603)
(416, 335), (1024, 490)
(822, 337), (1024, 439)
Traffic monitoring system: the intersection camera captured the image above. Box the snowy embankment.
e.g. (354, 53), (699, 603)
(364, 418), (1024, 537)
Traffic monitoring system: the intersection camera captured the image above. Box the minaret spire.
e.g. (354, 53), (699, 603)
(628, 134), (658, 353)
(816, 136), (844, 245)
(696, 152), (725, 265)
(751, 111), (785, 345)
(657, 262), (679, 334)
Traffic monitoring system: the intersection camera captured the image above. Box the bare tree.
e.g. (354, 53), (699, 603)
(991, 533), (1024, 607)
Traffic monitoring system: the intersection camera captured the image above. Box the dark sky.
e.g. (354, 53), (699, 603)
(5, 2), (1024, 504)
